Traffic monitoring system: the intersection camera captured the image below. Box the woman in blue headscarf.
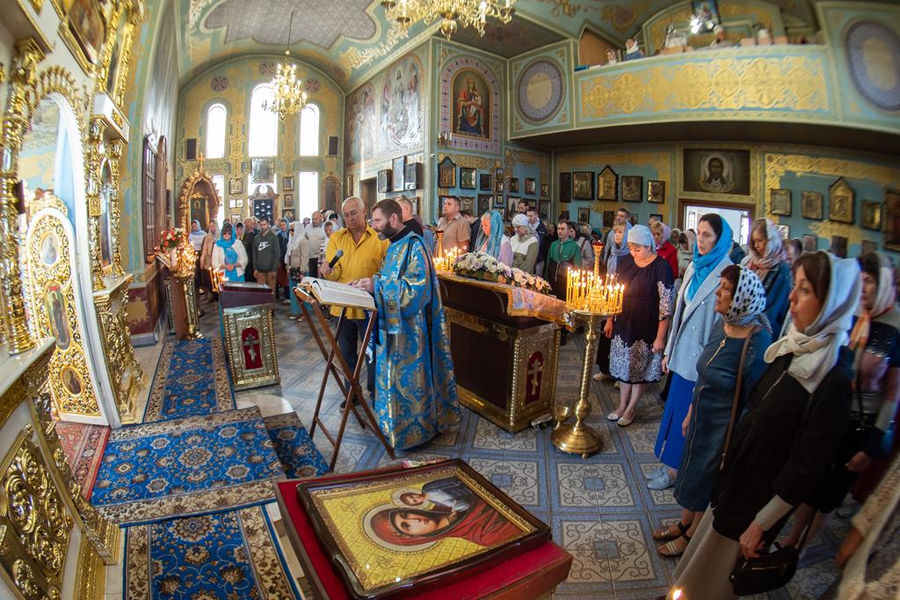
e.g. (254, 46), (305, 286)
(212, 222), (248, 283)
(648, 213), (733, 492)
(475, 210), (513, 265)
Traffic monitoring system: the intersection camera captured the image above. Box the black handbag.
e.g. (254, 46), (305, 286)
(728, 534), (807, 596)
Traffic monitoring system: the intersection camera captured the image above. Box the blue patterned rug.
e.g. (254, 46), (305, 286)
(263, 412), (329, 478)
(92, 408), (284, 525)
(142, 339), (234, 423)
(125, 505), (300, 599)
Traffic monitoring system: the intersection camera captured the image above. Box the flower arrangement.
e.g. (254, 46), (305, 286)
(452, 252), (553, 295)
(154, 228), (185, 255)
(154, 228), (195, 277)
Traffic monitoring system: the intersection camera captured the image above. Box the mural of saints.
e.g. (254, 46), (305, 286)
(380, 54), (423, 154)
(453, 70), (490, 139)
(346, 84), (376, 165)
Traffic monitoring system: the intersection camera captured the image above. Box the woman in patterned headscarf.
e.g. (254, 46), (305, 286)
(741, 218), (792, 335)
(654, 265), (772, 558)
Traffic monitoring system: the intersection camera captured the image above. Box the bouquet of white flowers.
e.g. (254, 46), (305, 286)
(452, 252), (552, 295)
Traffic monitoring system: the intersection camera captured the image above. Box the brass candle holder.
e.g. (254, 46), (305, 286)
(552, 243), (623, 457)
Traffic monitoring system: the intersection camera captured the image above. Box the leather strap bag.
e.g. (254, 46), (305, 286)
(719, 330), (755, 471)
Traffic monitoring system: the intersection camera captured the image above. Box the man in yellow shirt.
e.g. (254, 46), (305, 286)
(320, 197), (389, 401)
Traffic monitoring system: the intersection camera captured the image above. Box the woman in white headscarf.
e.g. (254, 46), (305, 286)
(510, 213), (539, 274)
(666, 251), (859, 600)
(780, 251), (900, 548)
(284, 221), (310, 319)
(742, 218), (792, 335)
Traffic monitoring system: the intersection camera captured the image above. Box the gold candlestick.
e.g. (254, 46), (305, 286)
(551, 309), (608, 457)
(553, 264), (624, 458)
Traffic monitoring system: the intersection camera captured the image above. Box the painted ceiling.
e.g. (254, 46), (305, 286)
(175, 0), (816, 90)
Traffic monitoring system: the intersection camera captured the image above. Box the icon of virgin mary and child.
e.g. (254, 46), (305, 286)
(364, 477), (521, 549)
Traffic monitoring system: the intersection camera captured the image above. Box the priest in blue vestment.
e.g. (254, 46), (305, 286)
(351, 199), (460, 450)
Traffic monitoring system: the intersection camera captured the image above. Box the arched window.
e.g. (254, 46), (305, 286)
(299, 104), (319, 156)
(248, 85), (278, 157)
(205, 104), (227, 159)
(297, 172), (318, 217)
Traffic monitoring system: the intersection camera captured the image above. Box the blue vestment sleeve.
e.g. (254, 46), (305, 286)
(377, 240), (432, 335)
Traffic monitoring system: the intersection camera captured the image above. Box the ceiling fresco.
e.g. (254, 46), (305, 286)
(175, 0), (817, 91)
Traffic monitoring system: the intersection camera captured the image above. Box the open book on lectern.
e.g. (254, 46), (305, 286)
(299, 277), (376, 310)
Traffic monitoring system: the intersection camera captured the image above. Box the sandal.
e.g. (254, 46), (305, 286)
(606, 412), (621, 421)
(658, 533), (691, 558)
(652, 521), (687, 542)
(617, 414), (633, 427)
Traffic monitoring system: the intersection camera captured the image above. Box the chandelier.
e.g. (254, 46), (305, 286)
(264, 11), (308, 121)
(381, 0), (516, 40)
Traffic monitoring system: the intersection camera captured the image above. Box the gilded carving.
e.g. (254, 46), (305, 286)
(94, 275), (143, 424)
(85, 118), (107, 291)
(221, 306), (279, 390)
(581, 55), (830, 119)
(24, 194), (102, 418)
(0, 430), (73, 600)
(74, 536), (105, 600)
(0, 39), (45, 355)
(29, 390), (119, 562)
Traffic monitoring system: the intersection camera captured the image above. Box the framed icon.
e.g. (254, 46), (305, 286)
(283, 194), (294, 209)
(861, 200), (881, 231)
(479, 173), (492, 191)
(829, 178), (854, 224)
(438, 157), (456, 188)
(460, 168), (476, 190)
(769, 189), (792, 216)
(509, 178), (519, 194)
(802, 234), (818, 253)
(282, 176), (295, 192)
(572, 172), (594, 200)
(597, 166), (618, 201)
(801, 191), (824, 220)
(229, 177), (243, 195)
(647, 180), (665, 204)
(559, 172), (571, 202)
(524, 178), (536, 195)
(540, 183), (549, 197)
(622, 176), (643, 203)
(393, 156), (406, 192)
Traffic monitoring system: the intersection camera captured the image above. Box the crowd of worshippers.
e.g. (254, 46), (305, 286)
(189, 197), (898, 599)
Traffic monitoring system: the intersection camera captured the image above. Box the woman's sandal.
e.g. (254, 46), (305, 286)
(651, 521), (688, 542)
(657, 533), (691, 558)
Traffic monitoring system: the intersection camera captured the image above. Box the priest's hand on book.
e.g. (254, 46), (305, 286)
(351, 278), (374, 293)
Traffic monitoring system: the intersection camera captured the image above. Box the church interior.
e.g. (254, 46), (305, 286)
(0, 0), (899, 598)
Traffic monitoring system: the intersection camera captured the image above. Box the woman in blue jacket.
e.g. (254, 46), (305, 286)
(650, 214), (733, 491)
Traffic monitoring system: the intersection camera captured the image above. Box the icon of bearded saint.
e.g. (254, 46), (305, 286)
(700, 153), (734, 193)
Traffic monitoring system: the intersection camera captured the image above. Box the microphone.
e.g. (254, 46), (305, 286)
(328, 249), (344, 269)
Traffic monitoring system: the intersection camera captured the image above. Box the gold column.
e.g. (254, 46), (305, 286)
(86, 118), (107, 291)
(107, 139), (126, 277)
(0, 39), (44, 354)
(180, 275), (202, 339)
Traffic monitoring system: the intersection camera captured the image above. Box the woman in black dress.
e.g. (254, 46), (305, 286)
(604, 225), (675, 427)
(666, 251), (859, 599)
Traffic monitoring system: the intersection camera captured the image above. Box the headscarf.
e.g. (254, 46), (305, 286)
(655, 222), (672, 250)
(606, 222), (632, 274)
(687, 218), (733, 301)
(285, 222), (304, 257)
(215, 223), (240, 279)
(850, 252), (897, 361)
(188, 219), (206, 249)
(680, 230), (696, 255)
(628, 224), (654, 248)
(764, 252), (861, 393)
(475, 210), (504, 258)
(512, 213), (535, 236)
(743, 218), (786, 278)
(723, 266), (772, 335)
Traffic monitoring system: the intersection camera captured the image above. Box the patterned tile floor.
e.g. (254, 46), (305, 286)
(201, 298), (846, 599)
